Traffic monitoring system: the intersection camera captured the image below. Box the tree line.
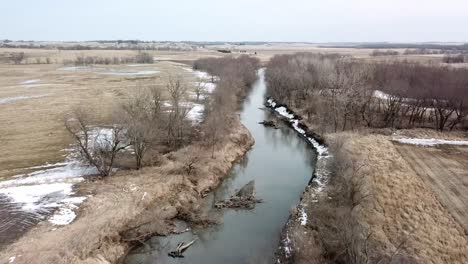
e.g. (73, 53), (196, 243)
(265, 53), (468, 133)
(65, 55), (259, 177)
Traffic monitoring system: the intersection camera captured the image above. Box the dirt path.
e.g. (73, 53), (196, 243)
(395, 144), (468, 233)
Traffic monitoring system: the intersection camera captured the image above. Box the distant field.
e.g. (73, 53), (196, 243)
(395, 144), (468, 233)
(0, 49), (213, 180)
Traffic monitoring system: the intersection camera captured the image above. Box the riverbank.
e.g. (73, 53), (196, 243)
(264, 98), (330, 264)
(0, 116), (254, 264)
(269, 97), (468, 263)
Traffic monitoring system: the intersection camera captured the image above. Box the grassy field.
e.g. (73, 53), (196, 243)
(395, 144), (468, 233)
(0, 48), (219, 180)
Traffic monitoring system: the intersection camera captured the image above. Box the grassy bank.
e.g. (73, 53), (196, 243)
(275, 107), (468, 264)
(0, 116), (253, 264)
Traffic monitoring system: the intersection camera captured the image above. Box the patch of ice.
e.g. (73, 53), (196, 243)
(20, 79), (40, 85)
(0, 94), (49, 105)
(393, 138), (468, 146)
(298, 207), (308, 226)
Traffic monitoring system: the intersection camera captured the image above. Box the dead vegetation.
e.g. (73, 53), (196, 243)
(264, 52), (468, 264)
(0, 118), (254, 264)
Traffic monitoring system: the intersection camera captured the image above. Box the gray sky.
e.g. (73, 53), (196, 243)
(2, 0), (468, 42)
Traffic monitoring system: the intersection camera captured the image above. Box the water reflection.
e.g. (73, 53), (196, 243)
(125, 70), (317, 264)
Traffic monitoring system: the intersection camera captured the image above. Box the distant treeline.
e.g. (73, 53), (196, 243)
(265, 53), (468, 132)
(63, 52), (154, 65)
(321, 43), (468, 53)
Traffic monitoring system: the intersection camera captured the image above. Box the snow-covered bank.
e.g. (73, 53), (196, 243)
(266, 98), (329, 160)
(266, 97), (332, 264)
(393, 137), (468, 146)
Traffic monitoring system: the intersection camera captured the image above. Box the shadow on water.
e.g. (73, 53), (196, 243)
(125, 69), (317, 264)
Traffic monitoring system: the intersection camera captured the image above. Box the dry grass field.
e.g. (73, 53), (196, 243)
(395, 144), (468, 233)
(344, 134), (468, 263)
(0, 48), (222, 180)
(0, 45), (379, 180)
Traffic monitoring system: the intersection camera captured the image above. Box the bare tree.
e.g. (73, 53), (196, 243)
(10, 52), (25, 64)
(194, 78), (206, 101)
(65, 108), (128, 177)
(121, 87), (163, 169)
(166, 76), (190, 148)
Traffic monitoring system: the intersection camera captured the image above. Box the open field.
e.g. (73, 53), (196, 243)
(0, 49), (218, 180)
(395, 143), (468, 233)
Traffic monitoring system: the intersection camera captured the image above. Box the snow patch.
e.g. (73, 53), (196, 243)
(393, 138), (468, 146)
(298, 207), (308, 226)
(48, 197), (86, 226)
(373, 90), (390, 100)
(266, 97), (331, 191)
(0, 94), (49, 104)
(9, 256), (15, 263)
(97, 69), (159, 76)
(186, 103), (205, 123)
(20, 79), (40, 85)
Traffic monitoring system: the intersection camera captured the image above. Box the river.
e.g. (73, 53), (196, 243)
(124, 69), (317, 264)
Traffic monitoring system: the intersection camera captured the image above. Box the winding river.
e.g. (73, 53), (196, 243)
(125, 70), (317, 264)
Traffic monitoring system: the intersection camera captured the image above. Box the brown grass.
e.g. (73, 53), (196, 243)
(0, 116), (254, 264)
(395, 144), (468, 234)
(344, 134), (468, 263)
(0, 49), (216, 180)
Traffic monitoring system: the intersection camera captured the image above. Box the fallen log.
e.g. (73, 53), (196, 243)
(259, 120), (278, 128)
(168, 239), (197, 258)
(215, 180), (262, 209)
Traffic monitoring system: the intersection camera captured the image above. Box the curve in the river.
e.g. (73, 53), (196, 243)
(125, 69), (318, 264)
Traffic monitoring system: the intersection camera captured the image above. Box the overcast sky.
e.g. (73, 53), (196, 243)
(2, 0), (468, 42)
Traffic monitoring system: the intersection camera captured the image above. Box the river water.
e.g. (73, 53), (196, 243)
(125, 70), (317, 264)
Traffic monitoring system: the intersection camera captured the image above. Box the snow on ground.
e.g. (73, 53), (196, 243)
(203, 82), (216, 93)
(373, 90), (390, 100)
(298, 207), (308, 226)
(20, 79), (40, 85)
(58, 66), (159, 76)
(97, 69), (160, 76)
(186, 103), (205, 123)
(0, 95), (49, 105)
(127, 64), (158, 67)
(58, 66), (89, 71)
(0, 127), (115, 227)
(266, 97), (331, 192)
(266, 98), (329, 158)
(393, 138), (468, 146)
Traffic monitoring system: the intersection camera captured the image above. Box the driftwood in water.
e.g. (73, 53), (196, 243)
(215, 180), (262, 209)
(259, 120), (278, 128)
(168, 239), (197, 258)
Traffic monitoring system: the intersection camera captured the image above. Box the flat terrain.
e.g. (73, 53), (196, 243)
(0, 49), (214, 180)
(395, 143), (468, 233)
